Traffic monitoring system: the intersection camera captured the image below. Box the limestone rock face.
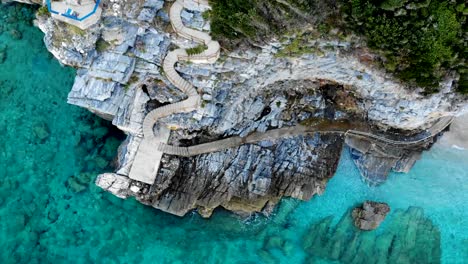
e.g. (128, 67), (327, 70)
(352, 201), (390, 230)
(95, 173), (131, 199)
(139, 133), (344, 217)
(87, 52), (136, 83)
(68, 71), (127, 121)
(19, 0), (468, 216)
(346, 136), (426, 185)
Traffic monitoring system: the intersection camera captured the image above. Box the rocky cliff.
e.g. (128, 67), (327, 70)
(17, 0), (468, 216)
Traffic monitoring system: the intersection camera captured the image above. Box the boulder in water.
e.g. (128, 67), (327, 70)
(0, 45), (6, 64)
(33, 122), (50, 140)
(9, 28), (22, 40)
(352, 201), (390, 230)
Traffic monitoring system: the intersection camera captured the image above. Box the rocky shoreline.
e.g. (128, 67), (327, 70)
(7, 0), (467, 217)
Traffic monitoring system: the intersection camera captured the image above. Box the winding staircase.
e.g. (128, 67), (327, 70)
(128, 0), (454, 185)
(129, 0), (220, 184)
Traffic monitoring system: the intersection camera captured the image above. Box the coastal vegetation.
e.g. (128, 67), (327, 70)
(342, 0), (467, 93)
(206, 0), (467, 94)
(123, 75), (139, 91)
(186, 44), (208, 55)
(96, 38), (111, 52)
(66, 24), (85, 36)
(36, 6), (50, 17)
(206, 0), (334, 45)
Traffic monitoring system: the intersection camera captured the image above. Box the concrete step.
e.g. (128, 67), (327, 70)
(129, 0), (221, 184)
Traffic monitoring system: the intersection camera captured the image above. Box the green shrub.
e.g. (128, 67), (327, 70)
(202, 10), (211, 20)
(186, 44), (207, 55)
(457, 69), (468, 94)
(379, 0), (409, 11)
(96, 39), (110, 52)
(275, 34), (319, 58)
(37, 6), (50, 17)
(66, 24), (85, 36)
(209, 0), (258, 39)
(123, 75), (139, 91)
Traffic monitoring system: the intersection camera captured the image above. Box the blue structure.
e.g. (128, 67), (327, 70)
(46, 0), (101, 21)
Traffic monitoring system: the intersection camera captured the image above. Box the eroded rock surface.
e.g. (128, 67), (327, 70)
(19, 0), (468, 216)
(352, 201), (390, 230)
(141, 133), (343, 217)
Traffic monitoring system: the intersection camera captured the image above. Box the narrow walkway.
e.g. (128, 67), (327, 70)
(129, 0), (220, 184)
(128, 0), (454, 185)
(346, 116), (453, 146)
(156, 116), (453, 157)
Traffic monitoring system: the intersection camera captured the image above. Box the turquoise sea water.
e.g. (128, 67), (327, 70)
(1, 4), (467, 264)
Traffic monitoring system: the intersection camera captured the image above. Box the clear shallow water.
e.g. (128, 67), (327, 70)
(1, 4), (467, 264)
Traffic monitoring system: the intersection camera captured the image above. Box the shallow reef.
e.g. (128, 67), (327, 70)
(303, 207), (441, 264)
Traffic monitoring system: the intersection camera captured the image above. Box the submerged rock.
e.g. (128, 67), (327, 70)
(66, 173), (95, 193)
(303, 207), (441, 264)
(0, 45), (6, 64)
(352, 201), (390, 230)
(9, 28), (22, 39)
(33, 122), (50, 140)
(67, 176), (87, 193)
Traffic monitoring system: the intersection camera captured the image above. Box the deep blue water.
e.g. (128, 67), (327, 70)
(0, 4), (466, 264)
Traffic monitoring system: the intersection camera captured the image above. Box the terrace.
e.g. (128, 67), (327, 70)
(47, 0), (102, 29)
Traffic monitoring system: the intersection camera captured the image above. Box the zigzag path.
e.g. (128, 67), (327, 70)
(128, 0), (454, 184)
(129, 0), (219, 184)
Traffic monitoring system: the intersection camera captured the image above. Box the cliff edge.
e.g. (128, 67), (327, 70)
(12, 0), (467, 217)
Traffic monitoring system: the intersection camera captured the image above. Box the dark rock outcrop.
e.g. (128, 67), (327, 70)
(97, 77), (454, 217)
(97, 79), (366, 217)
(0, 45), (6, 64)
(346, 116), (451, 185)
(352, 201), (390, 230)
(136, 133), (344, 217)
(346, 136), (425, 185)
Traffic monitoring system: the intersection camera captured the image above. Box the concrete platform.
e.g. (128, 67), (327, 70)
(49, 0), (101, 29)
(129, 127), (171, 184)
